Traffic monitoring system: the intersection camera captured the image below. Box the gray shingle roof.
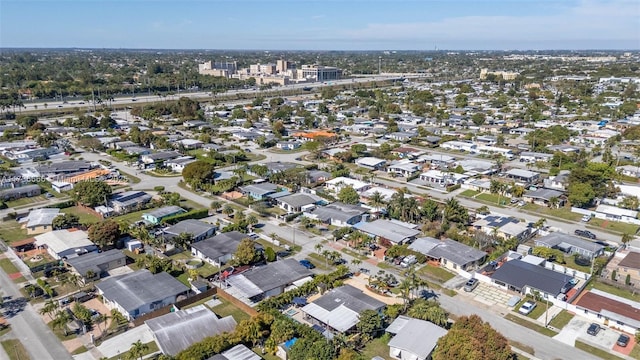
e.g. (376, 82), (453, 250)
(143, 206), (185, 219)
(354, 219), (420, 244)
(386, 316), (447, 358)
(239, 258), (313, 292)
(163, 219), (217, 238)
(146, 305), (237, 356)
(535, 232), (604, 254)
(491, 259), (573, 296)
(190, 231), (247, 260)
(96, 269), (188, 313)
(278, 193), (322, 209)
(65, 249), (126, 277)
(304, 203), (367, 222)
(313, 285), (385, 313)
(409, 237), (487, 267)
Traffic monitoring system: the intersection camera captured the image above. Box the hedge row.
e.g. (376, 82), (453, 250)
(161, 208), (209, 225)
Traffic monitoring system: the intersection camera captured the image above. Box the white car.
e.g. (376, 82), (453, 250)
(518, 300), (537, 315)
(581, 214), (593, 222)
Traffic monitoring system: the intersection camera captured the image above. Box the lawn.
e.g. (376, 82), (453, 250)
(521, 204), (583, 222)
(548, 310), (574, 329)
(106, 341), (159, 360)
(0, 259), (20, 276)
(1, 339), (30, 360)
(589, 218), (640, 235)
(509, 340), (535, 357)
(589, 280), (640, 302)
(459, 189), (479, 197)
(196, 262), (219, 278)
(630, 344), (640, 360)
(112, 208), (153, 224)
(562, 255), (592, 273)
(476, 193), (507, 206)
(417, 264), (456, 283)
(47, 320), (77, 341)
(360, 334), (391, 360)
(340, 247), (368, 261)
(116, 170), (141, 184)
(306, 253), (332, 271)
(574, 340), (624, 360)
(0, 222), (28, 243)
(61, 206), (102, 225)
(5, 195), (47, 208)
(513, 297), (551, 320)
(211, 297), (251, 323)
(71, 345), (88, 355)
(504, 314), (557, 337)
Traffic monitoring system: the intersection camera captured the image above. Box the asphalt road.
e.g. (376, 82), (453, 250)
(20, 75), (404, 112)
(0, 253), (72, 360)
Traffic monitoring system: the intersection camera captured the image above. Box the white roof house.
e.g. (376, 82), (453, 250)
(18, 208), (61, 233)
(386, 316), (448, 360)
(355, 157), (387, 170)
(325, 177), (370, 193)
(595, 204), (639, 221)
(34, 229), (98, 260)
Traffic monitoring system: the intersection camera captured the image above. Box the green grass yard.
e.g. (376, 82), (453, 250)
(459, 189), (480, 197)
(574, 341), (624, 360)
(476, 193), (507, 206)
(548, 310), (574, 329)
(1, 339), (30, 360)
(0, 222), (28, 243)
(417, 264), (456, 283)
(61, 206), (102, 225)
(504, 314), (557, 337)
(360, 335), (391, 360)
(106, 341), (159, 360)
(589, 218), (640, 235)
(588, 280), (640, 302)
(211, 297), (251, 323)
(521, 204), (583, 222)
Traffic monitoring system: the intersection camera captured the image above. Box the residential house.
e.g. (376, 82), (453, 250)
(417, 154), (456, 168)
(523, 188), (566, 207)
(65, 249), (126, 282)
(593, 204), (639, 223)
(96, 269), (189, 321)
(34, 229), (98, 260)
(263, 162), (301, 175)
(387, 131), (417, 142)
(302, 203), (368, 227)
(386, 316), (448, 360)
(618, 165), (640, 178)
(387, 160), (421, 177)
(306, 170), (331, 184)
(210, 345), (261, 360)
(456, 159), (496, 175)
(190, 231), (250, 267)
(440, 141), (477, 153)
(225, 259), (313, 300)
(325, 177), (370, 194)
(240, 183), (281, 200)
(504, 169), (539, 185)
(575, 289), (640, 333)
(276, 141), (302, 151)
(110, 191), (152, 214)
(608, 249), (640, 286)
(142, 206), (186, 225)
(141, 151), (181, 165)
(408, 237), (487, 272)
(354, 219), (420, 246)
(419, 170), (468, 186)
(490, 258), (574, 299)
(0, 184), (41, 201)
(301, 285), (385, 333)
(165, 156), (196, 173)
(125, 146), (152, 156)
(355, 157), (387, 171)
(113, 141), (137, 150)
(520, 152), (553, 163)
(146, 305), (237, 356)
(543, 170), (571, 191)
(175, 139), (203, 150)
(18, 208), (60, 235)
(277, 193), (324, 213)
(163, 219), (217, 243)
(535, 232), (605, 259)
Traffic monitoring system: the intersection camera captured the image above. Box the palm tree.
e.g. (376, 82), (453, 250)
(40, 300), (59, 321)
(126, 340), (149, 360)
(110, 309), (128, 328)
(549, 197), (559, 209)
(52, 309), (71, 336)
(368, 191), (386, 212)
(210, 201), (223, 213)
(534, 218), (547, 229)
(246, 214), (258, 231)
(397, 278), (413, 311)
(174, 232), (194, 250)
(315, 244), (323, 254)
(222, 204), (234, 218)
(350, 259), (362, 273)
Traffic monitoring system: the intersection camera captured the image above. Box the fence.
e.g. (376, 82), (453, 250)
(215, 288), (259, 317)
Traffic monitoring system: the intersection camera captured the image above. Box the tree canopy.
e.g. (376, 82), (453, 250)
(72, 181), (112, 207)
(88, 219), (121, 249)
(338, 186), (360, 205)
(433, 315), (512, 360)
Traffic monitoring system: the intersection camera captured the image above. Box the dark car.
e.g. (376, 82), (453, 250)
(276, 251), (291, 259)
(587, 323), (600, 336)
(464, 278), (479, 292)
(574, 229), (597, 239)
(299, 259), (315, 269)
(617, 334), (630, 347)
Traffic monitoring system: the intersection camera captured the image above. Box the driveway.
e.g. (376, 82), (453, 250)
(95, 324), (155, 359)
(554, 316), (619, 350)
(460, 282), (513, 307)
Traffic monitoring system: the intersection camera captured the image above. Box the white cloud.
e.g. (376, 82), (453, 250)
(339, 0), (639, 47)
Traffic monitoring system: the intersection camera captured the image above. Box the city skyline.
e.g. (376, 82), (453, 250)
(1, 0), (638, 50)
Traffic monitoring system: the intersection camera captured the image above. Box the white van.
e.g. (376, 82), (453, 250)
(401, 255), (417, 268)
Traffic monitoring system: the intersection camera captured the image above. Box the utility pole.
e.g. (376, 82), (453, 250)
(378, 56), (382, 75)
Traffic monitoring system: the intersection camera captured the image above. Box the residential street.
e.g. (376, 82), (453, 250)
(0, 252), (72, 360)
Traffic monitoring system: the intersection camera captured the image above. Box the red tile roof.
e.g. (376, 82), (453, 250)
(575, 291), (640, 322)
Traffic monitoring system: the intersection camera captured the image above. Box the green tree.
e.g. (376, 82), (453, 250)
(471, 113), (486, 126)
(222, 204), (234, 217)
(433, 315), (512, 360)
(88, 219), (121, 249)
(368, 191), (386, 211)
(51, 308), (72, 336)
(233, 238), (257, 266)
(422, 199), (440, 221)
(443, 198), (469, 224)
(126, 340), (149, 360)
(72, 181), (112, 206)
(338, 186), (360, 205)
(407, 299), (449, 327)
(264, 247), (277, 262)
(454, 94), (468, 108)
(210, 200), (222, 213)
(77, 137), (104, 152)
(182, 160), (215, 188)
(52, 213), (80, 229)
(356, 309), (383, 338)
(567, 182), (595, 208)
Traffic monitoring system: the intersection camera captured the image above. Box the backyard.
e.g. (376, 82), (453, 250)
(0, 221), (27, 243)
(211, 297), (251, 323)
(588, 280), (640, 302)
(61, 206), (102, 225)
(106, 341), (159, 360)
(360, 334), (391, 360)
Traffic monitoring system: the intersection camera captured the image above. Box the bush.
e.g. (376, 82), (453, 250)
(446, 184), (461, 192)
(612, 270), (617, 281)
(161, 208), (209, 224)
(284, 212), (301, 222)
(626, 274), (631, 286)
(50, 200), (75, 209)
(153, 186), (165, 192)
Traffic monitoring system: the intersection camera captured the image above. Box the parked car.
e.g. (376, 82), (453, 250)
(518, 300), (537, 315)
(276, 251), (291, 259)
(582, 214), (593, 222)
(392, 256), (404, 265)
(299, 259), (315, 269)
(510, 198), (519, 204)
(617, 334), (630, 347)
(400, 255), (417, 268)
(574, 229), (597, 239)
(464, 278), (479, 292)
(587, 323), (600, 336)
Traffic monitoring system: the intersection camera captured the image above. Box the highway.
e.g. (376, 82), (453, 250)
(20, 75), (404, 112)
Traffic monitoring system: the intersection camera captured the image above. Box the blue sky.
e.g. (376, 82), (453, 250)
(1, 0), (638, 50)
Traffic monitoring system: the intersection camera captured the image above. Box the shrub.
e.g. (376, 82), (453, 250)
(161, 208), (209, 224)
(153, 186), (165, 192)
(626, 274), (631, 286)
(612, 270), (617, 281)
